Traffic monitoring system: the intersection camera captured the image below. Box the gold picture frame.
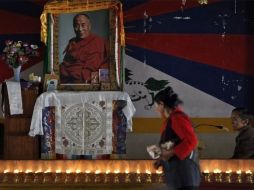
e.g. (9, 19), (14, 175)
(41, 0), (124, 91)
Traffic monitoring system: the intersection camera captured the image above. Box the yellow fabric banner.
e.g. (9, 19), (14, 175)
(40, 0), (125, 45)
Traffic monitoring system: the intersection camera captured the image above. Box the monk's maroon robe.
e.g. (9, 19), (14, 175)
(60, 34), (108, 83)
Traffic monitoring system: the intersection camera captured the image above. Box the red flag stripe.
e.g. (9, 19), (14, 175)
(124, 0), (221, 22)
(126, 33), (254, 76)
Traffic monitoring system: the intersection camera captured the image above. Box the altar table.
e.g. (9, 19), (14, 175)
(29, 91), (135, 159)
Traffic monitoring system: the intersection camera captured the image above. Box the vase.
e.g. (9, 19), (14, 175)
(13, 65), (22, 82)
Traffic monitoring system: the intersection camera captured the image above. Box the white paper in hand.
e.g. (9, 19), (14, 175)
(146, 145), (161, 159)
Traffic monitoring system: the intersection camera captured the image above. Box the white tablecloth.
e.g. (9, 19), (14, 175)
(29, 91), (136, 155)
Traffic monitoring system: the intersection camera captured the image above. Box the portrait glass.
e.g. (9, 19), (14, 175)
(49, 7), (123, 91)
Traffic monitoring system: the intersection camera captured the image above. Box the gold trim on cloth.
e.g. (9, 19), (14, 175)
(40, 0), (125, 45)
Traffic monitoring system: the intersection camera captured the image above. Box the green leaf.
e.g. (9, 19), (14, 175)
(144, 78), (169, 91)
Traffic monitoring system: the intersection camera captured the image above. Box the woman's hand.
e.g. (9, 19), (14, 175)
(160, 148), (174, 161)
(153, 159), (162, 169)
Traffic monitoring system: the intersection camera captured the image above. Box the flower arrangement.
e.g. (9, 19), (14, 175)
(1, 40), (39, 68)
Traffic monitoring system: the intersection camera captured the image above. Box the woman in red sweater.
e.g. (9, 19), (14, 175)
(153, 86), (201, 190)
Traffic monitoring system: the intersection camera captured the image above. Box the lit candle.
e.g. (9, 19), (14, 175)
(145, 170), (152, 183)
(74, 169), (82, 183)
(124, 169), (131, 183)
(156, 170), (163, 183)
(54, 170), (63, 183)
(114, 170), (120, 174)
(106, 170), (111, 174)
(66, 170), (71, 174)
(64, 169), (73, 183)
(145, 170), (151, 174)
(136, 169), (141, 183)
(203, 170), (211, 183)
(156, 170), (163, 174)
(203, 170), (210, 174)
(33, 170), (43, 183)
(76, 169), (81, 174)
(213, 169), (221, 173)
(84, 170), (91, 183)
(114, 169), (120, 183)
(94, 170), (101, 183)
(24, 170), (33, 183)
(85, 170), (91, 174)
(225, 170), (232, 174)
(56, 170), (61, 173)
(225, 170), (232, 183)
(245, 170), (253, 183)
(104, 170), (110, 183)
(13, 169), (21, 183)
(43, 170), (53, 183)
(236, 170), (242, 183)
(14, 169), (20, 173)
(2, 170), (10, 183)
(3, 170), (10, 173)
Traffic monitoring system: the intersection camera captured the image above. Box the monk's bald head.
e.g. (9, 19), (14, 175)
(73, 14), (91, 39)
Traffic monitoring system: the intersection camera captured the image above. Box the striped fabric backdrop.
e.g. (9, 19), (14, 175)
(0, 0), (253, 131)
(122, 0), (254, 121)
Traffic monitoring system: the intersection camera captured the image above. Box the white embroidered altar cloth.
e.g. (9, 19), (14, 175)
(29, 91), (135, 155)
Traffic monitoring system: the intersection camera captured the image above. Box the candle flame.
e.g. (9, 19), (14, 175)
(76, 169), (81, 173)
(44, 169), (51, 173)
(1, 160), (251, 177)
(213, 169), (221, 173)
(203, 170), (210, 173)
(14, 169), (20, 173)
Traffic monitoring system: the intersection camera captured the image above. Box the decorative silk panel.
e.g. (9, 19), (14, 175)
(55, 101), (113, 156)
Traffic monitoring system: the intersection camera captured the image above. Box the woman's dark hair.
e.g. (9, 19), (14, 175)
(154, 86), (182, 109)
(232, 107), (253, 121)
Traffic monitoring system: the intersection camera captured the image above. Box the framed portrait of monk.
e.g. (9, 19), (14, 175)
(41, 0), (125, 91)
